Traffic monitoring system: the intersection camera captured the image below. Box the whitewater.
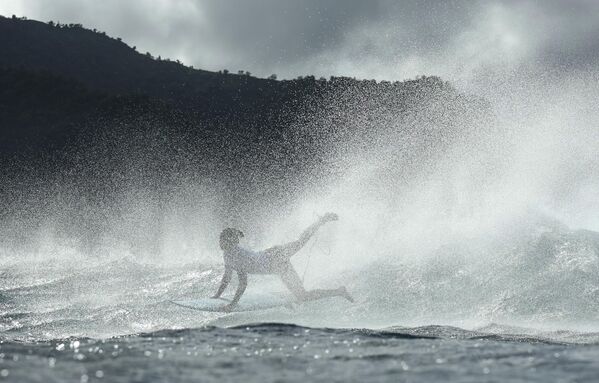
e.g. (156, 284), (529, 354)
(2, 64), (599, 383)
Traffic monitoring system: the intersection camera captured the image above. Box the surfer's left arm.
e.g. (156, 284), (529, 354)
(212, 267), (233, 299)
(223, 271), (247, 311)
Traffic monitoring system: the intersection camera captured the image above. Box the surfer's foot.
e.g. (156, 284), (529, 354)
(319, 212), (339, 224)
(338, 286), (354, 303)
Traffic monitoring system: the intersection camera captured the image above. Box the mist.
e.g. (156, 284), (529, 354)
(1, 1), (599, 339)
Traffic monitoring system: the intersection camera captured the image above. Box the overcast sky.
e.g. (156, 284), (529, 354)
(2, 0), (599, 86)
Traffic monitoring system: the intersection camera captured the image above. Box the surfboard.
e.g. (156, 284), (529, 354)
(171, 295), (293, 312)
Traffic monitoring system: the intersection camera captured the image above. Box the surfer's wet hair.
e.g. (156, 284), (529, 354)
(220, 228), (244, 240)
(219, 228), (244, 250)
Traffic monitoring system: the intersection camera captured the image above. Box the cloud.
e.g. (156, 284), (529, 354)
(1, 0), (598, 85)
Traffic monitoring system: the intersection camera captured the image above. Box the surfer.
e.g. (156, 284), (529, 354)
(212, 213), (354, 311)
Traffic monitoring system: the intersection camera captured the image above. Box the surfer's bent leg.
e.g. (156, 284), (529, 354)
(280, 265), (353, 302)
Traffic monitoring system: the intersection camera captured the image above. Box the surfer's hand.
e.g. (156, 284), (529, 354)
(221, 303), (235, 312)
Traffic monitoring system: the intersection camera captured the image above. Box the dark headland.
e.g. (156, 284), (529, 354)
(0, 15), (491, 253)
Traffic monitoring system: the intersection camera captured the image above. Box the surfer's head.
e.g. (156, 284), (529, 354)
(219, 228), (244, 251)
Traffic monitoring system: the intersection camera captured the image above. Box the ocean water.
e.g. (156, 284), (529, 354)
(2, 65), (598, 383)
(2, 219), (599, 383)
(3, 323), (599, 383)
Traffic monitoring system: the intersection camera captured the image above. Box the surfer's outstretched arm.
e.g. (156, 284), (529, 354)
(212, 267), (233, 298)
(223, 271), (247, 311)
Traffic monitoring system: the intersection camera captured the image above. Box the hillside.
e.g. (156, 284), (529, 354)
(0, 15), (493, 250)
